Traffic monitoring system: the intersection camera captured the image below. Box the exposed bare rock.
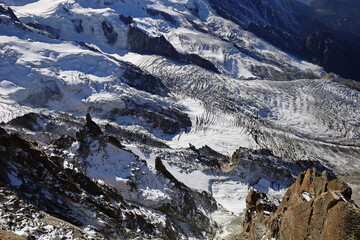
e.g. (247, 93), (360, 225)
(146, 8), (177, 25)
(0, 6), (20, 23)
(241, 168), (360, 240)
(128, 26), (181, 60)
(119, 14), (133, 25)
(0, 230), (24, 240)
(7, 113), (47, 132)
(188, 144), (228, 168)
(121, 107), (191, 134)
(101, 21), (118, 45)
(155, 157), (186, 188)
(0, 188), (104, 240)
(128, 26), (220, 73)
(51, 135), (76, 149)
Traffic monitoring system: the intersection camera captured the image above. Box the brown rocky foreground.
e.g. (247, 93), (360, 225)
(242, 168), (360, 240)
(0, 230), (24, 240)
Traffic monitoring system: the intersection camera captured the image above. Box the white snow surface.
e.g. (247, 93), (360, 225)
(0, 0), (360, 239)
(167, 98), (258, 155)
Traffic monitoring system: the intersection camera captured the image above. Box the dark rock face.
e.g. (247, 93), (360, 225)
(229, 147), (334, 185)
(154, 157), (218, 235)
(121, 107), (191, 135)
(76, 113), (104, 158)
(128, 26), (219, 73)
(101, 21), (118, 45)
(104, 123), (170, 148)
(0, 6), (20, 23)
(247, 23), (305, 57)
(122, 65), (170, 97)
(128, 26), (181, 59)
(187, 54), (220, 74)
(106, 135), (124, 149)
(7, 113), (46, 132)
(146, 8), (177, 25)
(305, 31), (360, 80)
(51, 135), (76, 149)
(76, 113), (103, 142)
(0, 132), (84, 225)
(189, 144), (228, 168)
(5, 112), (84, 145)
(155, 157), (186, 188)
(26, 22), (60, 39)
(241, 168), (360, 240)
(71, 19), (83, 33)
(119, 14), (133, 25)
(0, 188), (105, 239)
(0, 127), (6, 135)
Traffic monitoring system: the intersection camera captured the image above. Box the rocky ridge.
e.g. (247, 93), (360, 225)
(242, 168), (360, 240)
(0, 116), (218, 239)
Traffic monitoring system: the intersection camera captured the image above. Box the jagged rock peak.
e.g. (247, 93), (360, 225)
(76, 113), (103, 142)
(241, 168), (360, 240)
(85, 112), (92, 122)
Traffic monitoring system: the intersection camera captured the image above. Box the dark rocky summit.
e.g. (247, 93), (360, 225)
(241, 168), (360, 240)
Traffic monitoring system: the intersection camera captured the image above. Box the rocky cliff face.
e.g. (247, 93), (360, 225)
(128, 26), (220, 73)
(0, 115), (218, 239)
(242, 168), (360, 240)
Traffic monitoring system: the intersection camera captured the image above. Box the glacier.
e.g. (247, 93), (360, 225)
(0, 0), (359, 239)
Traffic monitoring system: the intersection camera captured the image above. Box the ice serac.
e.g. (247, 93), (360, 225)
(242, 168), (360, 240)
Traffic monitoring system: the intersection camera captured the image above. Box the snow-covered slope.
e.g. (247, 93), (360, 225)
(0, 0), (359, 239)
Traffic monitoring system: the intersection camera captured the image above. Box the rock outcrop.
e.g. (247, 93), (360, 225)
(242, 168), (360, 240)
(0, 114), (219, 239)
(127, 26), (220, 73)
(0, 230), (24, 240)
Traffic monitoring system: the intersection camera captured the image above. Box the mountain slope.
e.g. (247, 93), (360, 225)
(310, 0), (360, 36)
(208, 0), (360, 81)
(0, 0), (359, 239)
